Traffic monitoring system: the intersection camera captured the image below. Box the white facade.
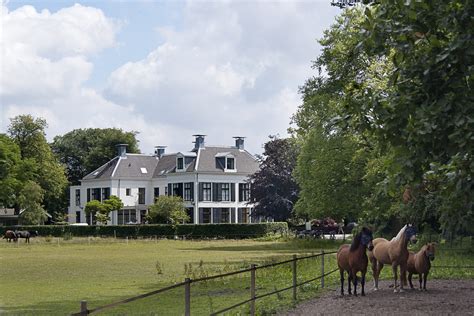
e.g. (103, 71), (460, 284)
(68, 137), (258, 225)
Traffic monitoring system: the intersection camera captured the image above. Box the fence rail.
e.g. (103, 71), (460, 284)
(72, 250), (338, 316)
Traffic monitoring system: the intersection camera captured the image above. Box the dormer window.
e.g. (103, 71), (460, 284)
(226, 157), (235, 170)
(215, 152), (236, 172)
(177, 157), (184, 170)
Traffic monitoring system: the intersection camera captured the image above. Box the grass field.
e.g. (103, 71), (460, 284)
(1, 236), (472, 315)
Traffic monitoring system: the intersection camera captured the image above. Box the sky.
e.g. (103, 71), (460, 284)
(0, 0), (341, 155)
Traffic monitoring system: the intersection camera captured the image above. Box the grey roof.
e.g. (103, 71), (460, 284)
(82, 146), (258, 181)
(196, 147), (259, 174)
(83, 154), (159, 180)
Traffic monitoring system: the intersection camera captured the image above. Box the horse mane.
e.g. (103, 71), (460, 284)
(391, 224), (407, 242)
(350, 231), (362, 251)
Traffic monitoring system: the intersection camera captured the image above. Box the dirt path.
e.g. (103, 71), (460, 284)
(283, 280), (474, 316)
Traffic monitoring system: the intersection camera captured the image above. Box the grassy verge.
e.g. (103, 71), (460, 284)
(0, 236), (472, 315)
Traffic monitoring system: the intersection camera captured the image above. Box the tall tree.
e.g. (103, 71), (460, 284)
(351, 1), (474, 234)
(249, 136), (299, 221)
(294, 128), (368, 222)
(52, 128), (140, 184)
(7, 115), (68, 218)
(18, 181), (48, 225)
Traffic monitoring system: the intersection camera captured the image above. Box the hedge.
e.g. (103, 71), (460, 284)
(0, 222), (288, 239)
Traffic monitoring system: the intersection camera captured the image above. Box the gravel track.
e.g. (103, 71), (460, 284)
(283, 279), (474, 316)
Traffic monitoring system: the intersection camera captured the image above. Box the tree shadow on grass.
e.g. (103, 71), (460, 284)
(181, 241), (342, 253)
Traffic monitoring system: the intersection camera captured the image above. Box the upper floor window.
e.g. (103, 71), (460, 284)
(102, 187), (110, 201)
(75, 189), (81, 206)
(177, 157), (184, 170)
(92, 188), (101, 201)
(138, 188), (146, 205)
(126, 188), (131, 196)
(239, 183), (251, 202)
(172, 183), (183, 197)
(221, 183), (230, 201)
(154, 187), (160, 199)
(226, 157), (235, 170)
(199, 183), (212, 201)
(184, 182), (193, 201)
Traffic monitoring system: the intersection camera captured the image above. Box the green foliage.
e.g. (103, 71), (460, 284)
(294, 2), (473, 234)
(148, 195), (189, 225)
(84, 196), (123, 225)
(353, 1), (474, 233)
(6, 115), (68, 218)
(51, 128), (140, 184)
(0, 222), (288, 239)
(295, 127), (368, 222)
(18, 181), (48, 225)
(249, 136), (300, 221)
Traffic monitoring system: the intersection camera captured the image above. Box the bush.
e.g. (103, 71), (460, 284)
(0, 223), (288, 239)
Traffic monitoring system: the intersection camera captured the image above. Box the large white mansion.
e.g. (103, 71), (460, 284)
(68, 135), (260, 225)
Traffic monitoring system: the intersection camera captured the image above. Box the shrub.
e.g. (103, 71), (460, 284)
(0, 223), (288, 239)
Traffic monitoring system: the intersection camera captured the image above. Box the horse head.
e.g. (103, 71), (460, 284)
(405, 224), (417, 244)
(360, 227), (374, 251)
(424, 242), (436, 261)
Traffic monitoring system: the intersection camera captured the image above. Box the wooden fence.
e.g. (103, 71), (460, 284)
(72, 250), (338, 316)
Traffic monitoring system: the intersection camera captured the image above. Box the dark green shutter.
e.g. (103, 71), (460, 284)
(199, 183), (203, 201)
(168, 183), (172, 196)
(190, 182), (194, 201)
(231, 183), (235, 201)
(212, 183), (219, 201)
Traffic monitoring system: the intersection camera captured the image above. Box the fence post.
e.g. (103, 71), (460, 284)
(321, 250), (325, 289)
(185, 278), (191, 316)
(292, 254), (297, 301)
(80, 300), (88, 315)
(250, 264), (256, 316)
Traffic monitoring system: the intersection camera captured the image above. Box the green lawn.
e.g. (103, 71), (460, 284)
(0, 237), (472, 315)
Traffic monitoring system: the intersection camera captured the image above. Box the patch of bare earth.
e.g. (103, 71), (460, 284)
(282, 280), (474, 316)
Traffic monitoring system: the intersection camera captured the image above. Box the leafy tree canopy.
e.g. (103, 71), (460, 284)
(6, 115), (68, 218)
(249, 136), (299, 222)
(52, 128), (140, 184)
(148, 196), (189, 225)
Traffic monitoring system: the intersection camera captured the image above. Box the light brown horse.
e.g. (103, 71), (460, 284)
(407, 242), (436, 291)
(337, 227), (374, 296)
(368, 224), (417, 292)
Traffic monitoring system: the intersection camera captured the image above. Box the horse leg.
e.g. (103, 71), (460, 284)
(392, 263), (399, 293)
(374, 261), (383, 291)
(418, 273), (422, 290)
(352, 270), (358, 296)
(339, 269), (345, 295)
(423, 272), (428, 291)
(348, 272), (352, 295)
(400, 263), (407, 290)
(361, 271), (366, 296)
(408, 272), (414, 289)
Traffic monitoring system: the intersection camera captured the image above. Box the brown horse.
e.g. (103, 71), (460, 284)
(3, 230), (18, 242)
(407, 242), (436, 291)
(337, 227), (374, 296)
(369, 224), (417, 292)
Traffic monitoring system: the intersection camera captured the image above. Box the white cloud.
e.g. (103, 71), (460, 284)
(1, 1), (339, 155)
(105, 1), (339, 153)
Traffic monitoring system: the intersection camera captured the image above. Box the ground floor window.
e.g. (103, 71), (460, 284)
(213, 208), (230, 223)
(238, 208), (250, 223)
(200, 208), (211, 223)
(76, 211), (81, 223)
(118, 209), (137, 225)
(140, 210), (147, 224)
(186, 207), (194, 223)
